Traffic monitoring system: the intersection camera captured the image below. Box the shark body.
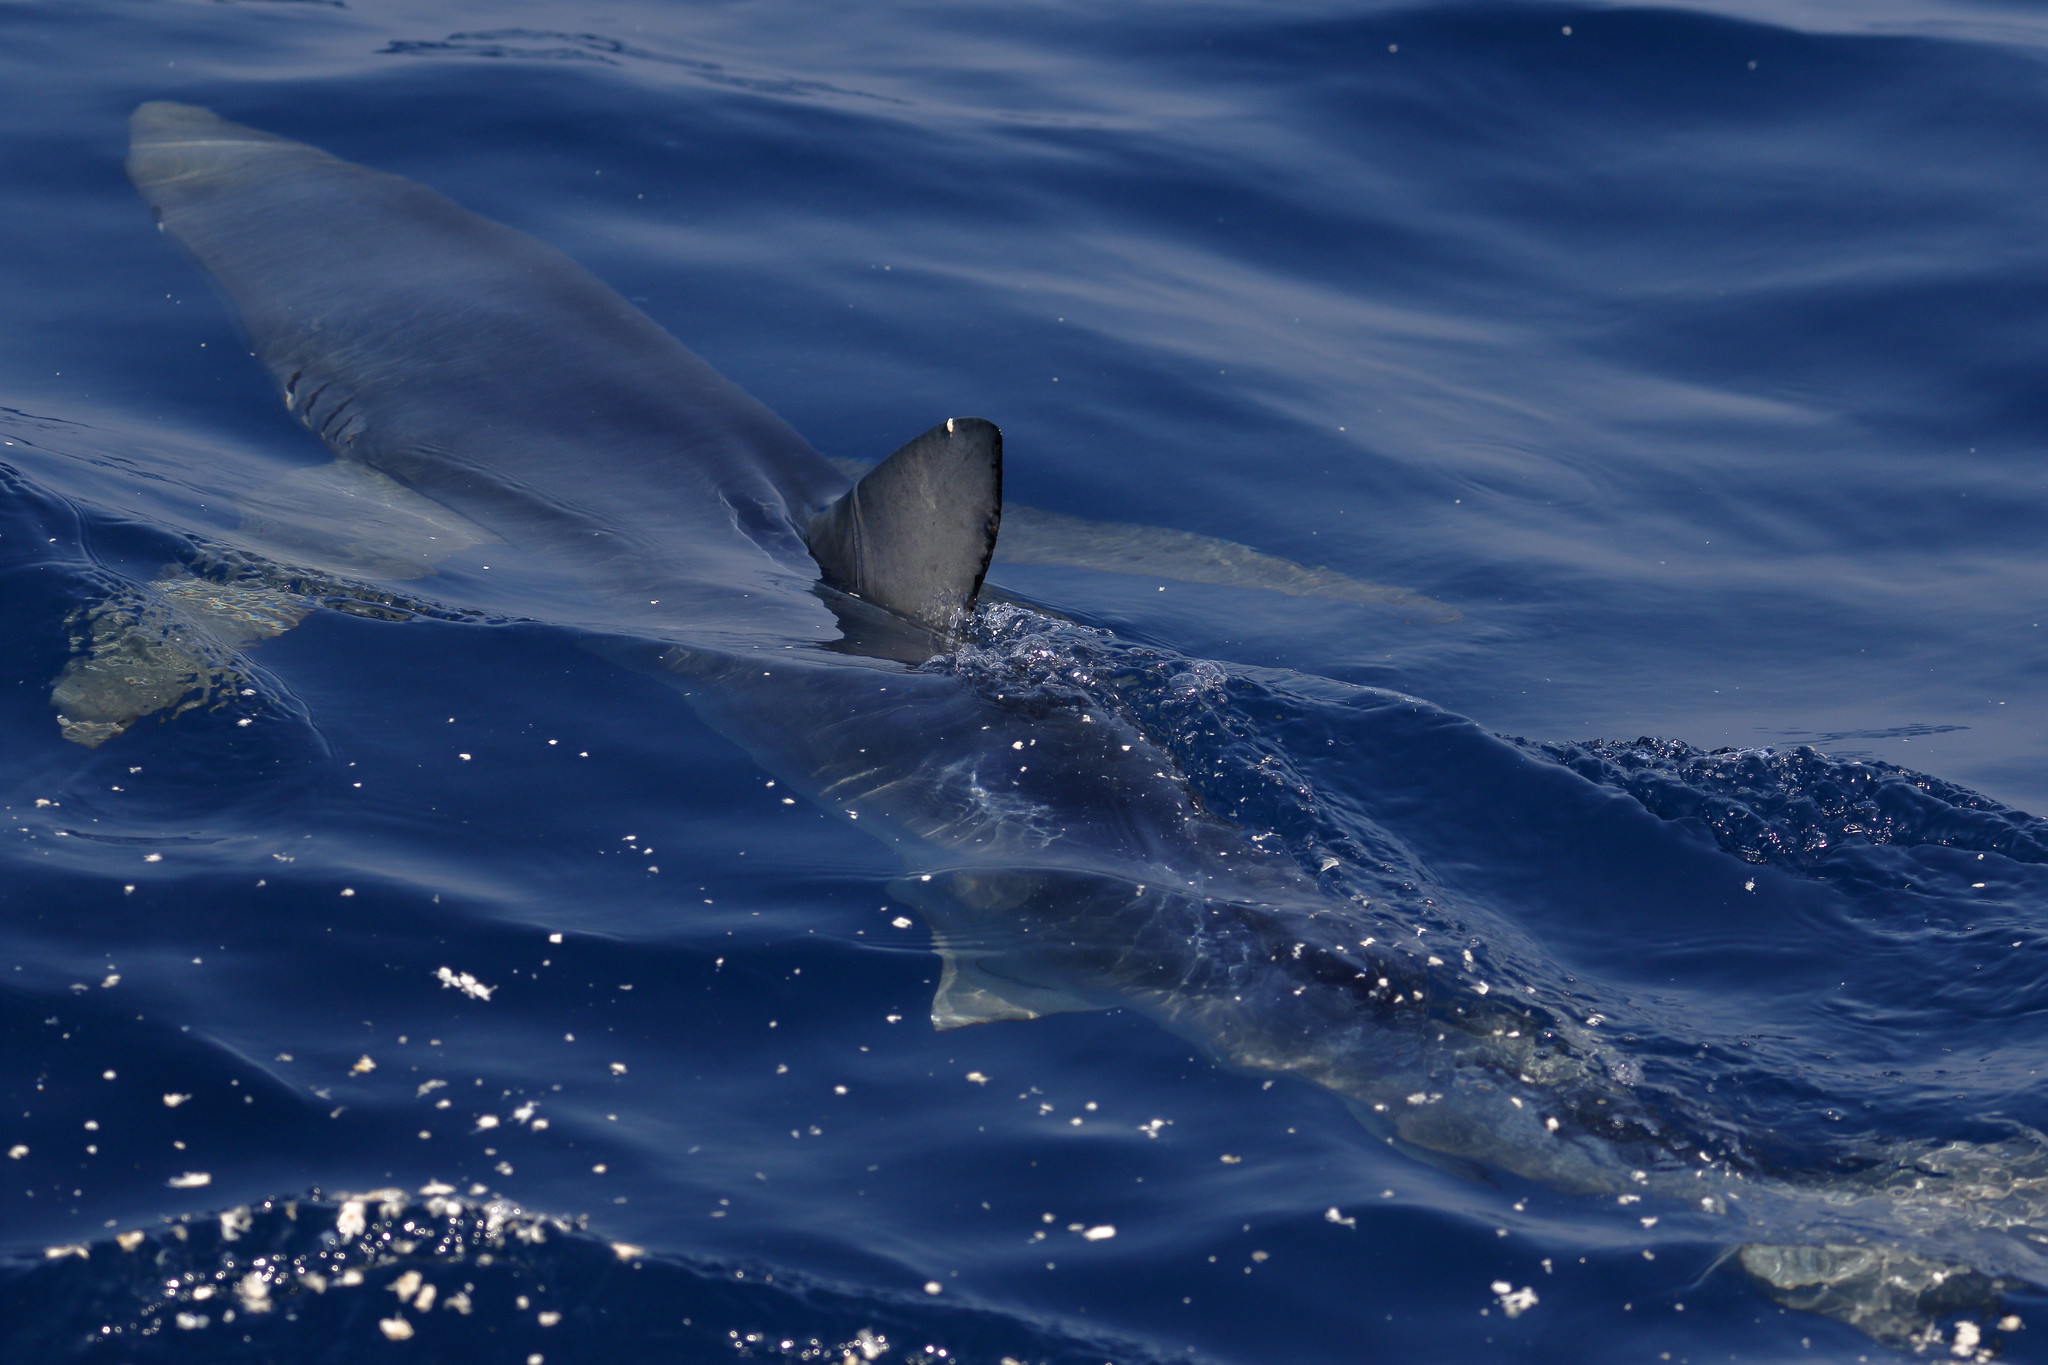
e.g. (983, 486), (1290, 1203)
(121, 102), (1456, 1096)
(124, 99), (1684, 1205)
(107, 103), (2048, 1353)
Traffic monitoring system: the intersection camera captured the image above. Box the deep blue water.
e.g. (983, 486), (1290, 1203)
(8, 0), (2048, 1360)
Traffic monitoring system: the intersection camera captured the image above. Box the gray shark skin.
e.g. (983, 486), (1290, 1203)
(126, 100), (849, 655)
(118, 103), (1631, 1160)
(115, 103), (2048, 1355)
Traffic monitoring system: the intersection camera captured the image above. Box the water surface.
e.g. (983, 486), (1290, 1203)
(7, 1), (2048, 1360)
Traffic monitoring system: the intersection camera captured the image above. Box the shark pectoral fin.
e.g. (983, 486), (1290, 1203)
(235, 460), (499, 581)
(805, 418), (1001, 635)
(931, 948), (1106, 1030)
(894, 867), (1115, 1029)
(994, 506), (1461, 622)
(51, 572), (308, 747)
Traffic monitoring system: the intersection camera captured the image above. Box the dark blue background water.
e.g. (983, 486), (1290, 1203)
(7, 1), (2048, 1360)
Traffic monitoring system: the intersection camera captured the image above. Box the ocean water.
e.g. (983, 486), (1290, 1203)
(7, 1), (2048, 1361)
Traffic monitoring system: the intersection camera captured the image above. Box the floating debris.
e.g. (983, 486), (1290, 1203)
(1491, 1281), (1539, 1318)
(435, 966), (495, 1000)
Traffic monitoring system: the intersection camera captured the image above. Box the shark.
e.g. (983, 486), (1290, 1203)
(82, 101), (2048, 1356)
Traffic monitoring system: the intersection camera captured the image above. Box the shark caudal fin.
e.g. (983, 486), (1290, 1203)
(805, 417), (1001, 636)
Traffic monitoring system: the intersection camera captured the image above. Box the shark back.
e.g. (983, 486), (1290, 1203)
(127, 101), (846, 646)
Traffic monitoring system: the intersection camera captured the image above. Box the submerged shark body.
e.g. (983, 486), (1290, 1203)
(103, 103), (2048, 1353)
(121, 102), (1593, 1158)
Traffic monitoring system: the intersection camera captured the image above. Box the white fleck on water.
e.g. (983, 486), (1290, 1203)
(236, 1272), (272, 1313)
(435, 966), (495, 1000)
(1491, 1281), (1539, 1318)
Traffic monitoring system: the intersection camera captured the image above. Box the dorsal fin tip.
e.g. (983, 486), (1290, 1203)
(804, 417), (1001, 637)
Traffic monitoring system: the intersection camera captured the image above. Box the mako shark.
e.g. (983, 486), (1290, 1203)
(91, 102), (2048, 1354)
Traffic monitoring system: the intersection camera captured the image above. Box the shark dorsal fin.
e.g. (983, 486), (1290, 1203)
(805, 417), (1001, 636)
